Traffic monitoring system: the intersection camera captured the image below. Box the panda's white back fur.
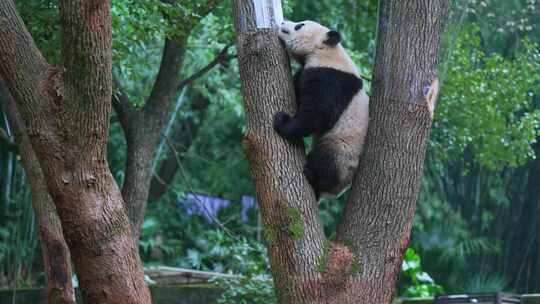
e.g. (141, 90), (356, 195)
(276, 20), (369, 198)
(317, 90), (369, 196)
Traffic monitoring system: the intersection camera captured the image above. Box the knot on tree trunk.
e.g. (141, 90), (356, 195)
(243, 132), (267, 177)
(424, 76), (439, 119)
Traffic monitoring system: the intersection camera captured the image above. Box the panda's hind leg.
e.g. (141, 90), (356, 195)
(304, 148), (340, 199)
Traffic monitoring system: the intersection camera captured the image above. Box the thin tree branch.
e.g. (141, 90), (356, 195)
(144, 38), (188, 114)
(178, 44), (235, 90)
(112, 79), (135, 129)
(149, 91), (210, 200)
(143, 0), (225, 113)
(0, 128), (18, 153)
(162, 134), (239, 240)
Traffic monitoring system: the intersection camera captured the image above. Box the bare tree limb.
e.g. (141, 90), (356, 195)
(178, 44), (235, 89)
(112, 81), (135, 130)
(118, 36), (188, 238)
(149, 91), (210, 200)
(116, 0), (225, 239)
(143, 38), (188, 114)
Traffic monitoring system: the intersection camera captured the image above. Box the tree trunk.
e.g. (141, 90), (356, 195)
(337, 1), (450, 303)
(234, 0), (449, 303)
(118, 38), (187, 240)
(0, 81), (76, 304)
(0, 1), (152, 303)
(233, 1), (328, 303)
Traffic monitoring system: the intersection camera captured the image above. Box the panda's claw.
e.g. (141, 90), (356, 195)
(274, 112), (291, 132)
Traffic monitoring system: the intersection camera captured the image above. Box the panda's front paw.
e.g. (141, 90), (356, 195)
(273, 112), (290, 133)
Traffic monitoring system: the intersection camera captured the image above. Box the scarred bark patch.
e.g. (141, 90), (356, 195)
(294, 242), (363, 302)
(424, 77), (439, 119)
(323, 243), (358, 284)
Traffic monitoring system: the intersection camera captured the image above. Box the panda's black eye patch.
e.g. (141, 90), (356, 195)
(294, 23), (305, 31)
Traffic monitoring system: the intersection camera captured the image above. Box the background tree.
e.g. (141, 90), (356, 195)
(0, 81), (75, 304)
(111, 0), (234, 239)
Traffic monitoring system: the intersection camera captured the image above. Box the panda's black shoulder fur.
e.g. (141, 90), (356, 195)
(274, 66), (363, 141)
(296, 66), (362, 132)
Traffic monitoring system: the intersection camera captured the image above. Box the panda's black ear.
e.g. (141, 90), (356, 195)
(324, 30), (341, 46)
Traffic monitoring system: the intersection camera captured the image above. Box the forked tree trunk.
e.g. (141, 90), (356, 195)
(1, 82), (76, 304)
(114, 38), (187, 240)
(234, 0), (450, 303)
(0, 1), (152, 303)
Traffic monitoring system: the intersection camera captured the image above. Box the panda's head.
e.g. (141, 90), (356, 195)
(278, 20), (342, 61)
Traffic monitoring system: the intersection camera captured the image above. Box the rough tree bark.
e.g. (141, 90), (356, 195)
(234, 0), (450, 303)
(0, 81), (76, 304)
(0, 1), (152, 303)
(233, 1), (327, 303)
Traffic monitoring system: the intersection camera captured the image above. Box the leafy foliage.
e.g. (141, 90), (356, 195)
(15, 0), (60, 63)
(216, 274), (275, 304)
(400, 248), (445, 297)
(0, 151), (40, 288)
(432, 27), (540, 170)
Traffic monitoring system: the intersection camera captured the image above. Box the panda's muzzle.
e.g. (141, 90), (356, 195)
(281, 29), (290, 35)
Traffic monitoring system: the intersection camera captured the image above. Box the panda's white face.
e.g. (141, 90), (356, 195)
(278, 20), (338, 59)
(278, 20), (358, 76)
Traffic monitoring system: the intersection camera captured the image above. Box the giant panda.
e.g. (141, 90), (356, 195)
(274, 20), (369, 200)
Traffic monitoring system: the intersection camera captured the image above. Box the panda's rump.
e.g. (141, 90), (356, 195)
(306, 137), (357, 195)
(307, 90), (369, 195)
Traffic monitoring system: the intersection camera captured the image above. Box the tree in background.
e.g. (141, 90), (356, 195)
(111, 0), (234, 239)
(0, 1), (151, 303)
(234, 0), (450, 303)
(0, 82), (75, 303)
